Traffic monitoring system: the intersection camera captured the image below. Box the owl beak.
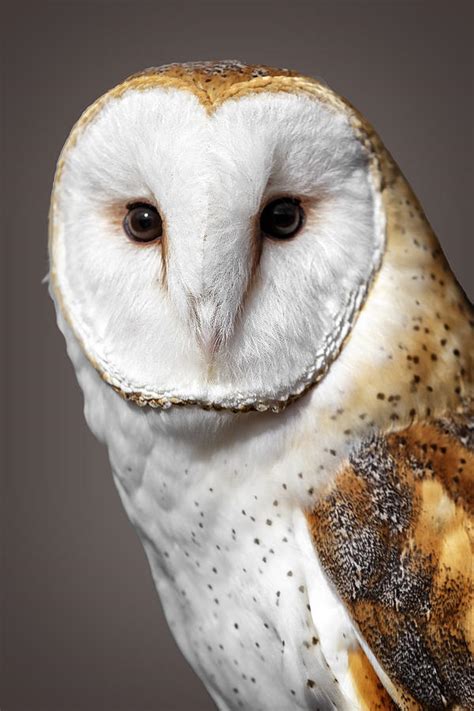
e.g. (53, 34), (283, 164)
(170, 224), (256, 360)
(199, 332), (223, 359)
(186, 293), (224, 357)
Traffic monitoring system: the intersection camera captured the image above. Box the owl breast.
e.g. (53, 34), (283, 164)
(117, 469), (345, 711)
(69, 325), (351, 711)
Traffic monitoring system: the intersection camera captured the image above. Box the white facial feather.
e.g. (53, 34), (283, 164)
(51, 87), (384, 410)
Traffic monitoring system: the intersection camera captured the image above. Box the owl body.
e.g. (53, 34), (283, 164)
(64, 310), (360, 710)
(50, 61), (473, 710)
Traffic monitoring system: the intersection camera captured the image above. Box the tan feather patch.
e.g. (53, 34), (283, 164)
(348, 647), (398, 710)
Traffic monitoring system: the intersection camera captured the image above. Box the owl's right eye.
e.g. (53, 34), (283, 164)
(123, 203), (163, 243)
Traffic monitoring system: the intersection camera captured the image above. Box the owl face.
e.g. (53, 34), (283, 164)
(49, 65), (385, 412)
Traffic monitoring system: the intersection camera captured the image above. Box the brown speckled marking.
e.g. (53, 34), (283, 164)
(307, 412), (474, 710)
(127, 60), (300, 111)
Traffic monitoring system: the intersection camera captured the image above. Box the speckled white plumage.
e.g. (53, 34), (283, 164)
(59, 309), (360, 710)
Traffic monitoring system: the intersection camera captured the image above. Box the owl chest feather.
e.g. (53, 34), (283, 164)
(110, 429), (349, 711)
(66, 336), (358, 711)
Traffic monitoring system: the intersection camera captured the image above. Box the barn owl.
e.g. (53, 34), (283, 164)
(48, 60), (473, 710)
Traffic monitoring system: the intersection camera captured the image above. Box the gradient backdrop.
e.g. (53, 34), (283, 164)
(2, 1), (473, 710)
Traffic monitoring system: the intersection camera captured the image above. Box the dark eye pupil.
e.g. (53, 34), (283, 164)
(124, 203), (163, 242)
(134, 211), (154, 231)
(260, 198), (304, 239)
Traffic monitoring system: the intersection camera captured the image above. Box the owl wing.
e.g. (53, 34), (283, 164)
(306, 411), (473, 710)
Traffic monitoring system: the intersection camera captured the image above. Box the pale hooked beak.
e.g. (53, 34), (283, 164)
(187, 292), (228, 358)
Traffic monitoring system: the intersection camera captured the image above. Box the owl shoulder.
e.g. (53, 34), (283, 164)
(306, 411), (473, 710)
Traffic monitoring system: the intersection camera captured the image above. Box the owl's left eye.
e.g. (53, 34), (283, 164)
(260, 197), (305, 240)
(123, 203), (163, 242)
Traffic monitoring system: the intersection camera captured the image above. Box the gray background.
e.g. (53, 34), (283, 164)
(1, 1), (472, 710)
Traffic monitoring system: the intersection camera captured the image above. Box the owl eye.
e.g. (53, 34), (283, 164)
(260, 198), (304, 240)
(123, 203), (163, 242)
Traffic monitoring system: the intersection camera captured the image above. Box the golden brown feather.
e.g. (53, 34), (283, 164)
(307, 413), (473, 710)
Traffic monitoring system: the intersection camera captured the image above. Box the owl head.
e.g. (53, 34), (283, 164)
(49, 60), (467, 415)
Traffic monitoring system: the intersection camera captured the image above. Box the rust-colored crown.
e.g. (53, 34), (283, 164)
(126, 59), (299, 106)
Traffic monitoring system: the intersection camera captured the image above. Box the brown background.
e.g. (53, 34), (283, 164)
(1, 1), (472, 710)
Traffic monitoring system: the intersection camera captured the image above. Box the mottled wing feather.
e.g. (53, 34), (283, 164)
(307, 412), (473, 710)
